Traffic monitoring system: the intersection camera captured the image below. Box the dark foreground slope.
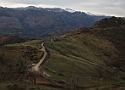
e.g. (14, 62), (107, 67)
(44, 17), (125, 89)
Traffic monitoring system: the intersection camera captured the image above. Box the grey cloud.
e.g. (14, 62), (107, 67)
(2, 0), (83, 5)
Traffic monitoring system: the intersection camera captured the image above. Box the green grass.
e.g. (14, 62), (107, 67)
(0, 40), (43, 64)
(44, 34), (125, 89)
(0, 39), (64, 90)
(0, 33), (124, 89)
(7, 40), (43, 49)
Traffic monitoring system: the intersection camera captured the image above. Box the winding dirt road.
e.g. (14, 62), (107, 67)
(29, 42), (47, 72)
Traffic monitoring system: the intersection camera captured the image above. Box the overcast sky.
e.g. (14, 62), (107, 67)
(0, 0), (125, 17)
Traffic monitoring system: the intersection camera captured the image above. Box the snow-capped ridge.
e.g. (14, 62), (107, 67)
(65, 8), (76, 13)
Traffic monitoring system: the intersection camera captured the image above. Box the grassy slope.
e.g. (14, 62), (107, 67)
(0, 40), (64, 90)
(0, 37), (124, 89)
(44, 32), (125, 89)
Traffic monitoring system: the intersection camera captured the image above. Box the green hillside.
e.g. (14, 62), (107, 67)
(43, 17), (125, 89)
(44, 35), (125, 89)
(0, 17), (125, 90)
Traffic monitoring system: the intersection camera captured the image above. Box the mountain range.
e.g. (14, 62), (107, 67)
(0, 6), (109, 38)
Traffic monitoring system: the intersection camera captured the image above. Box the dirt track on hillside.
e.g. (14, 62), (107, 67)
(29, 42), (47, 72)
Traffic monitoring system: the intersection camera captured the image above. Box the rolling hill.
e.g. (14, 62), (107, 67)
(44, 17), (125, 89)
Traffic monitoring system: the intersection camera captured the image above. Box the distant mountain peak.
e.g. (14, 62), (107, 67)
(45, 8), (65, 12)
(27, 6), (36, 8)
(16, 6), (76, 13)
(16, 6), (41, 10)
(65, 8), (76, 13)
